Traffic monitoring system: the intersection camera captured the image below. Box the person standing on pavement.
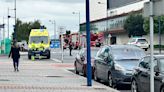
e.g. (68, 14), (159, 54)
(9, 42), (20, 72)
(69, 41), (73, 56)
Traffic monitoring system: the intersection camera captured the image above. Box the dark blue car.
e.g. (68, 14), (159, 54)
(93, 45), (146, 88)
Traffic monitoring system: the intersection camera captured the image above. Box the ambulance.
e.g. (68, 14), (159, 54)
(28, 29), (51, 59)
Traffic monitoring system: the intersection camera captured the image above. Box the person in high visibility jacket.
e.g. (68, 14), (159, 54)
(31, 41), (36, 61)
(39, 41), (44, 59)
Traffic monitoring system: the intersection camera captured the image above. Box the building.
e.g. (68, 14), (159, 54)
(80, 0), (158, 45)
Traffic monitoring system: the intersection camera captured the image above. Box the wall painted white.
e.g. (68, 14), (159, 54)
(108, 0), (149, 17)
(115, 33), (164, 45)
(90, 0), (107, 21)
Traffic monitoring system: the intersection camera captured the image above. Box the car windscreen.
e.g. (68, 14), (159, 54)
(112, 48), (145, 60)
(30, 36), (48, 44)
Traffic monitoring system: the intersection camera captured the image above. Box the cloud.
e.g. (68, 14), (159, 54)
(2, 0), (84, 4)
(0, 0), (85, 38)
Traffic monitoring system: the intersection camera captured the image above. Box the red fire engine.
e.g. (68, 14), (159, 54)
(61, 32), (104, 49)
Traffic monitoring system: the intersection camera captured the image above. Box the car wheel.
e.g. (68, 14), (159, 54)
(131, 79), (138, 92)
(47, 51), (51, 59)
(94, 69), (100, 82)
(28, 55), (31, 59)
(108, 73), (113, 87)
(74, 62), (79, 74)
(145, 48), (148, 51)
(161, 86), (164, 92)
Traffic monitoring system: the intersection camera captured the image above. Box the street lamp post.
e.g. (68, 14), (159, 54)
(13, 0), (16, 40)
(7, 8), (16, 39)
(149, 0), (154, 92)
(98, 1), (109, 45)
(49, 20), (56, 39)
(72, 11), (81, 48)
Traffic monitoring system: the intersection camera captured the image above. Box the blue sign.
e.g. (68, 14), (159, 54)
(50, 41), (60, 48)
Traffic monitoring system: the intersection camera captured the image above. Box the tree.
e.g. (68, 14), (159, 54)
(144, 15), (164, 34)
(124, 14), (146, 38)
(15, 19), (46, 42)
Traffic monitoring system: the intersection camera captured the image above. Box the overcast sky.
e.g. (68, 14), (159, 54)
(0, 0), (85, 39)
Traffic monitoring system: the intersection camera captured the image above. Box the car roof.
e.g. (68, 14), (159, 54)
(109, 45), (143, 50)
(146, 54), (164, 59)
(82, 47), (100, 51)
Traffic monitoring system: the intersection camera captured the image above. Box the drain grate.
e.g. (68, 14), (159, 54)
(94, 88), (106, 90)
(0, 79), (10, 81)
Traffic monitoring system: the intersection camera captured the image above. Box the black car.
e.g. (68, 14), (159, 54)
(74, 48), (99, 77)
(131, 55), (164, 92)
(94, 45), (146, 88)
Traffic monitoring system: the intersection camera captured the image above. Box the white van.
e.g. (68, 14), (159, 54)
(127, 37), (149, 51)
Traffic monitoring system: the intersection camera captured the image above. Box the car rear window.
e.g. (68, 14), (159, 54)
(137, 39), (147, 43)
(112, 47), (146, 60)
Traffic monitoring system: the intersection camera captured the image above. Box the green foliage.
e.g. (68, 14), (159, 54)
(124, 14), (146, 37)
(144, 16), (164, 34)
(15, 19), (46, 42)
(154, 45), (164, 49)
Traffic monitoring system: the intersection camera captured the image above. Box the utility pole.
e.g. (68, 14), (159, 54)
(158, 16), (161, 54)
(60, 27), (64, 63)
(149, 0), (154, 92)
(14, 0), (16, 39)
(86, 0), (92, 86)
(49, 20), (56, 39)
(3, 17), (6, 54)
(7, 8), (10, 38)
(72, 11), (81, 49)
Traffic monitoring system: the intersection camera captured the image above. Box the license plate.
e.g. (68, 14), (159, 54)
(36, 54), (40, 56)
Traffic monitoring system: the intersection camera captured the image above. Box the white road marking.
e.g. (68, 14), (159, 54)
(51, 58), (62, 63)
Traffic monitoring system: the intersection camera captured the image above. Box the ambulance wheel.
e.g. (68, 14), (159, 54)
(47, 51), (51, 59)
(28, 55), (31, 59)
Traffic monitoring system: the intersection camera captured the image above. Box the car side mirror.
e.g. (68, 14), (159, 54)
(154, 66), (160, 76)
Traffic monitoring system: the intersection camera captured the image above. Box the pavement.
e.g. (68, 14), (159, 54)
(0, 55), (118, 92)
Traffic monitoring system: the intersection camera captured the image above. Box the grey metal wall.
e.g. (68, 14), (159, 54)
(108, 0), (139, 9)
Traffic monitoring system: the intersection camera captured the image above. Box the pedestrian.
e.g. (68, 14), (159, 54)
(9, 42), (20, 72)
(38, 41), (44, 59)
(69, 41), (73, 56)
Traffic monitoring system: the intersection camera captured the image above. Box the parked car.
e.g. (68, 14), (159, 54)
(93, 45), (146, 88)
(74, 48), (99, 77)
(131, 55), (164, 92)
(127, 37), (149, 51)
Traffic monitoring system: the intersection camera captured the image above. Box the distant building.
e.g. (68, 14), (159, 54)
(80, 0), (151, 45)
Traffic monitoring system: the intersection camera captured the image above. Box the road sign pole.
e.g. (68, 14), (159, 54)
(61, 34), (64, 63)
(150, 0), (154, 92)
(60, 27), (64, 63)
(86, 0), (92, 86)
(158, 16), (161, 54)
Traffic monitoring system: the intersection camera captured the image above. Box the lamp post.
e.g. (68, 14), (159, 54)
(98, 1), (109, 45)
(72, 11), (81, 48)
(149, 0), (154, 92)
(13, 0), (16, 40)
(49, 20), (56, 39)
(7, 8), (15, 38)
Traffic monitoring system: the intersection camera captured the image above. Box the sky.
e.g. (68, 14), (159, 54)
(0, 0), (85, 39)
